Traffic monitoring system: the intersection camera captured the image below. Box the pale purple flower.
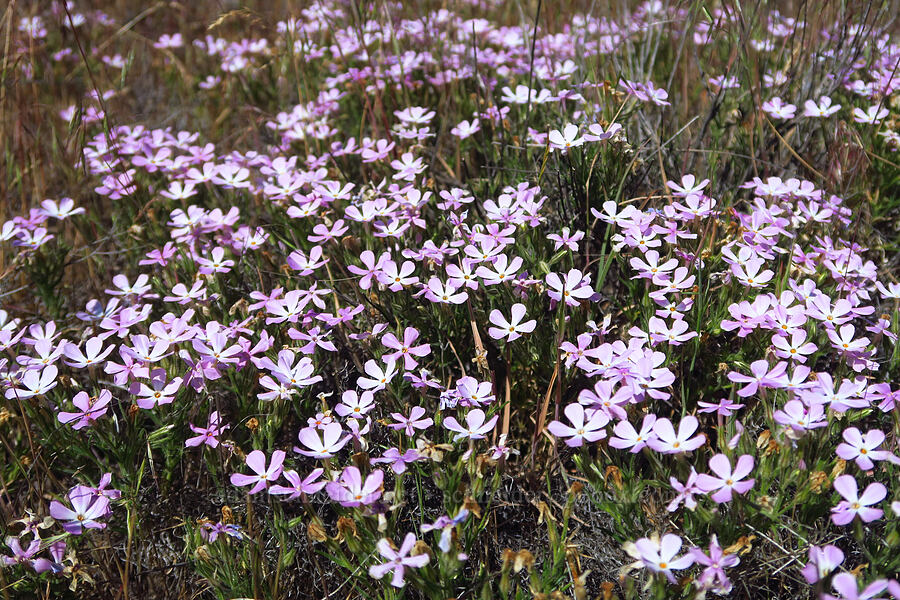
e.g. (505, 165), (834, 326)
(836, 427), (898, 470)
(325, 466), (384, 507)
(422, 508), (469, 552)
(50, 486), (111, 534)
(696, 454), (755, 503)
(630, 533), (695, 583)
(58, 390), (111, 430)
(185, 411), (229, 448)
(548, 123), (584, 152)
(801, 544), (844, 584)
(774, 399), (827, 433)
(762, 97), (796, 119)
(609, 414), (657, 452)
(487, 303), (536, 342)
(547, 228), (584, 252)
(357, 358), (398, 391)
(648, 416), (705, 454)
(803, 96), (841, 118)
(545, 269), (594, 307)
(230, 450), (285, 494)
(269, 468), (326, 499)
(5, 365), (57, 399)
(63, 337), (116, 369)
(667, 468), (702, 512)
(825, 573), (889, 600)
(852, 105), (889, 124)
(335, 390), (376, 419)
(388, 406), (433, 436)
(443, 409), (498, 441)
(831, 474), (886, 525)
(294, 423), (349, 459)
(546, 403), (609, 447)
(371, 448), (423, 474)
(696, 397), (744, 416)
(727, 360), (788, 397)
(368, 532), (429, 588)
(382, 328), (431, 370)
(691, 535), (739, 594)
(2, 537), (40, 567)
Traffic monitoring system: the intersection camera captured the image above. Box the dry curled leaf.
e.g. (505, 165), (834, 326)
(724, 535), (756, 556)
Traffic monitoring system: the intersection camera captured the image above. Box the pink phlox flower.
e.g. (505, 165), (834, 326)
(357, 358), (398, 391)
(335, 390), (376, 419)
(230, 450), (285, 494)
(125, 334), (171, 363)
(382, 327), (431, 370)
(773, 399), (827, 435)
(836, 427), (899, 470)
(105, 273), (154, 298)
(348, 250), (390, 290)
(546, 228), (584, 252)
(371, 448), (423, 474)
(727, 360), (788, 397)
(771, 329), (817, 362)
(129, 368), (182, 409)
(803, 96), (841, 117)
(648, 316), (697, 345)
(294, 423), (349, 459)
(547, 403), (609, 447)
(325, 466), (384, 507)
(422, 508), (470, 553)
(545, 269), (594, 307)
(308, 219), (348, 243)
(475, 254), (522, 285)
(1, 537), (41, 567)
(696, 454), (756, 503)
(628, 533), (695, 583)
(667, 468), (702, 512)
(488, 303), (536, 342)
(548, 123), (584, 152)
(648, 416), (705, 454)
(368, 532), (429, 588)
(377, 259), (419, 292)
(186, 410), (229, 448)
(691, 535), (739, 594)
(422, 276), (468, 304)
(269, 468), (327, 499)
(801, 544), (844, 584)
(827, 324), (869, 355)
(49, 485), (111, 534)
(288, 326), (337, 354)
(58, 389), (111, 430)
(163, 280), (207, 304)
(825, 572), (889, 600)
(665, 174), (709, 197)
(388, 406), (434, 436)
(456, 376), (495, 407)
(609, 414), (657, 453)
(287, 245), (328, 275)
(5, 364), (58, 399)
(697, 397), (744, 416)
(762, 96), (796, 119)
(442, 409), (498, 441)
(831, 474), (886, 526)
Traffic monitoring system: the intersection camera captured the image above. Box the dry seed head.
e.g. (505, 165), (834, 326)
(809, 471), (829, 493)
(307, 519), (328, 543)
(336, 517), (358, 540)
(831, 459), (847, 479)
(513, 549), (535, 572)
